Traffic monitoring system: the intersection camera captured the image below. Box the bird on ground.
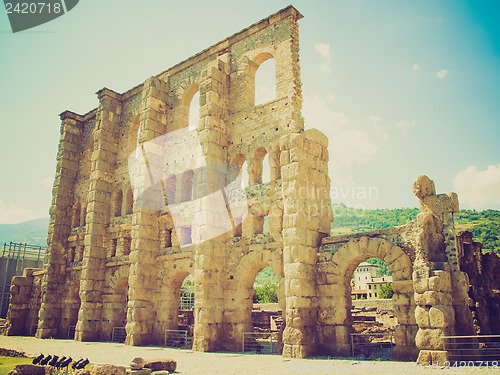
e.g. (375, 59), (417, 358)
(76, 358), (89, 369)
(39, 355), (52, 365)
(48, 355), (59, 367)
(32, 354), (44, 365)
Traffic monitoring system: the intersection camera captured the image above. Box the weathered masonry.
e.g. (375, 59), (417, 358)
(3, 6), (484, 364)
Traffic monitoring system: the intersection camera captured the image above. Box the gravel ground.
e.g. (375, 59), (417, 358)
(1, 336), (499, 374)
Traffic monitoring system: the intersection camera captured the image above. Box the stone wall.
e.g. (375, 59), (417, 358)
(456, 231), (500, 335)
(2, 5), (484, 365)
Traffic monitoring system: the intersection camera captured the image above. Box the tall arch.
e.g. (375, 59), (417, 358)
(114, 190), (123, 217)
(102, 266), (129, 341)
(223, 249), (284, 351)
(72, 202), (81, 228)
(250, 147), (268, 185)
(127, 115), (141, 156)
(125, 187), (133, 215)
(247, 52), (276, 106)
(182, 85), (200, 131)
(317, 237), (418, 360)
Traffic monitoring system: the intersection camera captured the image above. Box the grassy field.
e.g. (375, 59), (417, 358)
(0, 356), (32, 375)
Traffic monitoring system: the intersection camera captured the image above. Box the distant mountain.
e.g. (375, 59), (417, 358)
(0, 218), (49, 249)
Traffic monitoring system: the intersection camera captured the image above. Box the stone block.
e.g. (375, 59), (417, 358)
(415, 328), (444, 350)
(429, 305), (454, 328)
(90, 364), (127, 375)
(143, 359), (177, 373)
(415, 306), (430, 328)
(127, 370), (151, 375)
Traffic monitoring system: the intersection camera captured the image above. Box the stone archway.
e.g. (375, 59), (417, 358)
(222, 248), (284, 352)
(317, 236), (419, 360)
(102, 266), (129, 341)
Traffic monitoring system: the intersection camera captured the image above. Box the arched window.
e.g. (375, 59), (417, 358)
(72, 203), (81, 228)
(250, 148), (267, 185)
(241, 161), (249, 189)
(262, 153), (270, 183)
(114, 190), (123, 217)
(81, 203), (87, 226)
(182, 85), (200, 131)
(188, 90), (200, 131)
(125, 187), (133, 215)
(254, 57), (276, 106)
(127, 115), (141, 157)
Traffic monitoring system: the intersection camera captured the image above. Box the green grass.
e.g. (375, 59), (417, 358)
(0, 356), (33, 375)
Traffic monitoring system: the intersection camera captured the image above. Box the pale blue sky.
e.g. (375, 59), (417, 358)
(0, 0), (499, 223)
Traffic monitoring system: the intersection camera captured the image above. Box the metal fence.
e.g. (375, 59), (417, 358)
(242, 332), (278, 354)
(350, 332), (394, 359)
(67, 325), (76, 339)
(442, 335), (500, 363)
(164, 329), (191, 348)
(1, 242), (45, 317)
(111, 327), (127, 343)
(179, 285), (194, 311)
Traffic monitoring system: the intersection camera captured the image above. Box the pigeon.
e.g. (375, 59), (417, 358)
(76, 358), (89, 369)
(48, 355), (59, 367)
(39, 355), (52, 365)
(32, 354), (44, 365)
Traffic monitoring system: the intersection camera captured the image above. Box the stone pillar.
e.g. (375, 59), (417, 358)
(192, 56), (230, 352)
(75, 88), (122, 341)
(4, 270), (37, 335)
(126, 76), (167, 345)
(37, 111), (82, 338)
(275, 8), (303, 134)
(411, 175), (472, 365)
(281, 129), (332, 358)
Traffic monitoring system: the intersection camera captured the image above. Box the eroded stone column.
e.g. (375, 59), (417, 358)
(281, 130), (332, 358)
(192, 57), (230, 352)
(411, 175), (472, 365)
(75, 89), (122, 341)
(126, 77), (167, 345)
(37, 111), (82, 338)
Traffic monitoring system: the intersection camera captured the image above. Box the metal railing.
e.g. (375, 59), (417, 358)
(111, 327), (126, 343)
(442, 335), (500, 362)
(1, 242), (45, 317)
(242, 332), (277, 354)
(67, 325), (76, 339)
(350, 332), (394, 358)
(164, 329), (191, 348)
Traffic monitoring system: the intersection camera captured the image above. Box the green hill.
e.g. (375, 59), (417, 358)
(331, 204), (500, 255)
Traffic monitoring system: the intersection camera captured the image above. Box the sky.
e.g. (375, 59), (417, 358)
(0, 0), (499, 224)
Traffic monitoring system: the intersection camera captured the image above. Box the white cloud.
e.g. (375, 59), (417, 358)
(314, 42), (332, 74)
(436, 69), (448, 79)
(303, 94), (379, 168)
(326, 92), (336, 102)
(0, 200), (39, 224)
(453, 165), (500, 208)
(368, 115), (388, 141)
(396, 120), (416, 131)
(413, 64), (419, 71)
(41, 178), (52, 188)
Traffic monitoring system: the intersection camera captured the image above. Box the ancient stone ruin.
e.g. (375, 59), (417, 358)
(3, 6), (494, 365)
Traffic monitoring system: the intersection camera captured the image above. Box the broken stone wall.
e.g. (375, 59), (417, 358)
(456, 231), (500, 335)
